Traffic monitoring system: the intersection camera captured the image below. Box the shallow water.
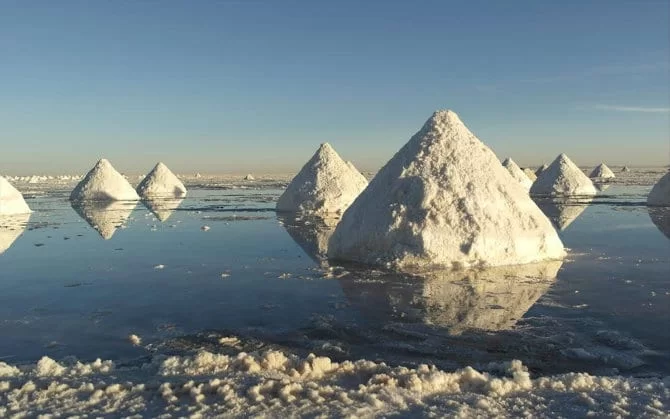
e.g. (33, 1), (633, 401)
(1, 182), (669, 379)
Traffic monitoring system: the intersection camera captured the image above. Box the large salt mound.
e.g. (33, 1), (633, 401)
(276, 143), (368, 215)
(328, 110), (565, 271)
(647, 171), (670, 206)
(0, 176), (32, 215)
(70, 159), (140, 201)
(502, 158), (533, 190)
(530, 154), (597, 196)
(136, 162), (187, 198)
(589, 163), (615, 179)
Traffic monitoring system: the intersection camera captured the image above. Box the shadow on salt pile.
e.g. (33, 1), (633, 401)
(337, 261), (563, 334)
(277, 213), (340, 266)
(648, 207), (670, 240)
(142, 198), (184, 222)
(71, 200), (137, 240)
(0, 213), (31, 254)
(533, 197), (593, 231)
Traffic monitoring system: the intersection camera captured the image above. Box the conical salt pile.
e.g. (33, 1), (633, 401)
(276, 143), (368, 215)
(589, 163), (615, 179)
(0, 176), (32, 214)
(502, 158), (533, 190)
(621, 166), (630, 172)
(136, 162), (187, 198)
(523, 168), (537, 182)
(70, 159), (140, 201)
(328, 110), (565, 271)
(647, 171), (670, 206)
(535, 163), (548, 177)
(530, 154), (597, 196)
(244, 174), (255, 181)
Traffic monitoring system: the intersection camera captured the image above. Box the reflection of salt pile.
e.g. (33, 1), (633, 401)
(276, 143), (368, 215)
(339, 260), (562, 333)
(0, 176), (32, 214)
(530, 154), (597, 196)
(589, 163), (615, 179)
(0, 214), (31, 254)
(70, 159), (140, 201)
(647, 171), (670, 207)
(535, 163), (548, 177)
(523, 168), (537, 182)
(278, 214), (339, 265)
(533, 197), (593, 231)
(648, 207), (670, 240)
(143, 198), (184, 222)
(136, 162), (187, 198)
(72, 200), (137, 239)
(502, 158), (533, 190)
(329, 110), (565, 271)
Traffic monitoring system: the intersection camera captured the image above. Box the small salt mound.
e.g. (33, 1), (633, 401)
(647, 171), (670, 206)
(276, 143), (368, 215)
(502, 158), (533, 190)
(328, 110), (565, 271)
(244, 174), (255, 181)
(621, 166), (631, 172)
(523, 168), (537, 182)
(535, 163), (548, 176)
(70, 159), (140, 201)
(648, 207), (670, 239)
(0, 176), (32, 215)
(136, 162), (187, 198)
(0, 213), (31, 254)
(589, 163), (615, 179)
(530, 154), (597, 196)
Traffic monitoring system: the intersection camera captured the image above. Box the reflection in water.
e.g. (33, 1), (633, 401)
(143, 198), (184, 222)
(534, 197), (593, 231)
(72, 201), (137, 239)
(0, 213), (31, 254)
(339, 261), (563, 334)
(277, 214), (339, 265)
(594, 183), (610, 192)
(648, 207), (670, 240)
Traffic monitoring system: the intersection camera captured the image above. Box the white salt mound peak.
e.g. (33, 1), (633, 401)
(136, 162), (187, 198)
(535, 163), (548, 177)
(70, 159), (140, 201)
(328, 110), (565, 271)
(523, 167), (537, 182)
(502, 158), (533, 190)
(647, 171), (670, 206)
(276, 143), (368, 215)
(530, 154), (597, 197)
(589, 163), (615, 179)
(244, 174), (255, 181)
(0, 176), (32, 215)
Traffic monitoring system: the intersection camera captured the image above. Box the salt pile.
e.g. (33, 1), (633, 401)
(622, 166), (631, 172)
(530, 154), (597, 196)
(72, 201), (137, 239)
(136, 162), (187, 198)
(276, 143), (368, 215)
(0, 214), (31, 254)
(647, 171), (670, 207)
(589, 163), (615, 179)
(328, 110), (565, 271)
(523, 168), (537, 182)
(0, 176), (32, 215)
(535, 163), (548, 176)
(70, 159), (140, 201)
(244, 174), (255, 181)
(502, 158), (533, 190)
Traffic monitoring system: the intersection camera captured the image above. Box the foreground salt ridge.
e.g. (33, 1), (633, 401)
(276, 143), (369, 215)
(647, 171), (670, 207)
(329, 110), (565, 271)
(531, 154), (597, 197)
(136, 162), (188, 198)
(0, 176), (32, 215)
(502, 157), (533, 190)
(0, 349), (667, 418)
(590, 163), (616, 179)
(70, 159), (140, 201)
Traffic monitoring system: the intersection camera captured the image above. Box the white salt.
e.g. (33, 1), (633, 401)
(535, 163), (549, 177)
(589, 163), (615, 179)
(328, 110), (565, 271)
(523, 168), (537, 182)
(0, 176), (32, 215)
(502, 158), (533, 190)
(647, 171), (670, 206)
(0, 213), (31, 254)
(70, 159), (140, 201)
(530, 154), (597, 196)
(136, 162), (187, 198)
(244, 174), (255, 181)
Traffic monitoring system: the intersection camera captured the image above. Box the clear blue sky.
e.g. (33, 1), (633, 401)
(1, 0), (668, 174)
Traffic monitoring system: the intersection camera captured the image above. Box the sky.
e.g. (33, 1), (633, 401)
(1, 0), (669, 174)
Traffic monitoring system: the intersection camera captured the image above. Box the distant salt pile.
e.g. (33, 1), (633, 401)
(589, 163), (615, 179)
(621, 166), (631, 173)
(0, 176), (32, 215)
(136, 162), (187, 198)
(502, 158), (533, 190)
(530, 154), (597, 196)
(70, 159), (140, 201)
(523, 168), (537, 182)
(647, 171), (670, 206)
(535, 163), (548, 177)
(276, 143), (368, 215)
(328, 110), (565, 271)
(244, 174), (255, 181)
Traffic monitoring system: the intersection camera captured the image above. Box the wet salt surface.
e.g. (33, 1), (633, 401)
(0, 183), (669, 381)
